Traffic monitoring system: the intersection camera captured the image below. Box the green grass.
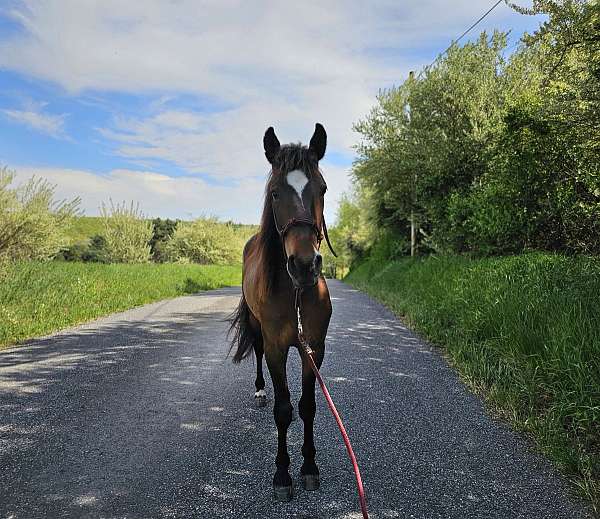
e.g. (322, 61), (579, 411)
(346, 253), (600, 513)
(0, 261), (241, 348)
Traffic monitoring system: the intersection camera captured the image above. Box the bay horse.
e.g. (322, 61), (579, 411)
(229, 123), (335, 501)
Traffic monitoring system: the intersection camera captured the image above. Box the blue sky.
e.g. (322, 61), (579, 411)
(0, 1), (544, 223)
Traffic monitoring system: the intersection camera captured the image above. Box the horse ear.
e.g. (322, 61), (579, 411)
(263, 127), (280, 164)
(309, 123), (327, 161)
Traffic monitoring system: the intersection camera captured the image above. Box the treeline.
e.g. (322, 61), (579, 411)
(348, 0), (599, 258)
(0, 167), (256, 268)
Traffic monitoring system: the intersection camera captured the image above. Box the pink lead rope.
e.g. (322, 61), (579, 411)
(296, 299), (369, 519)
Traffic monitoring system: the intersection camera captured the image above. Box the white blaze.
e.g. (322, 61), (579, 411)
(286, 169), (309, 206)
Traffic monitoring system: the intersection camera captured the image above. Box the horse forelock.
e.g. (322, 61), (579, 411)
(272, 143), (318, 177)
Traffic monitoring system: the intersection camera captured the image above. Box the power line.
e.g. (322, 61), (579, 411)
(418, 0), (505, 78)
(452, 0), (505, 48)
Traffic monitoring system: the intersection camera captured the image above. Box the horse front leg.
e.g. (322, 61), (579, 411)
(253, 337), (267, 407)
(265, 344), (294, 501)
(299, 343), (324, 491)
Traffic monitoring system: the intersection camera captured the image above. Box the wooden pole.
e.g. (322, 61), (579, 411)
(411, 211), (416, 257)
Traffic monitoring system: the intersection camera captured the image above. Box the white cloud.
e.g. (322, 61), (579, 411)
(99, 102), (358, 180)
(14, 166), (262, 222)
(14, 164), (350, 224)
(0, 1), (525, 97)
(1, 106), (67, 139)
(0, 1), (529, 154)
(1, 1), (539, 220)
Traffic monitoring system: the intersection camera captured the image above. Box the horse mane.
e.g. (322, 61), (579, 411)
(254, 143), (322, 299)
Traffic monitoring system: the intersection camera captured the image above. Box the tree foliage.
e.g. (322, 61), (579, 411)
(165, 217), (249, 265)
(59, 234), (110, 263)
(0, 167), (80, 265)
(352, 0), (599, 256)
(150, 218), (179, 262)
(100, 200), (153, 263)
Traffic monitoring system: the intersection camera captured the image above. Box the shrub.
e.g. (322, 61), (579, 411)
(58, 241), (89, 262)
(150, 218), (178, 262)
(59, 234), (110, 263)
(100, 200), (152, 263)
(165, 218), (244, 265)
(0, 167), (80, 263)
(84, 234), (110, 263)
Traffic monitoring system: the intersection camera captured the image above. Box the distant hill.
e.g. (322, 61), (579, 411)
(65, 216), (105, 244)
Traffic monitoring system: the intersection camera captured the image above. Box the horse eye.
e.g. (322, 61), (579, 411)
(321, 186), (327, 196)
(271, 190), (279, 200)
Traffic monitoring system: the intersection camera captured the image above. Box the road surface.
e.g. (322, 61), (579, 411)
(0, 281), (590, 518)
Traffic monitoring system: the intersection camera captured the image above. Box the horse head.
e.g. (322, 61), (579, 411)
(263, 123), (331, 288)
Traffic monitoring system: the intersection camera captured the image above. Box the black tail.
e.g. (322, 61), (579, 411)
(228, 293), (258, 363)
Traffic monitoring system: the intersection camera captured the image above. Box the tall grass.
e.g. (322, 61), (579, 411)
(346, 253), (600, 512)
(0, 261), (241, 348)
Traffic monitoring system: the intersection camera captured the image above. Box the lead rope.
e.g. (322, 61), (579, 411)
(294, 288), (369, 519)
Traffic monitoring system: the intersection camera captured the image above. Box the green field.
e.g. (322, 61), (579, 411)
(64, 216), (105, 244)
(0, 261), (241, 348)
(346, 253), (600, 511)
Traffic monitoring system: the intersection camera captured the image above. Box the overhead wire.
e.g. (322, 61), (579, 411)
(417, 0), (506, 78)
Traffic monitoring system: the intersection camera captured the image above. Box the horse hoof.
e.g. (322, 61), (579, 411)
(302, 474), (320, 491)
(273, 485), (293, 502)
(254, 390), (267, 408)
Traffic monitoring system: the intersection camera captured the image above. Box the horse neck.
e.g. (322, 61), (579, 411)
(255, 214), (291, 299)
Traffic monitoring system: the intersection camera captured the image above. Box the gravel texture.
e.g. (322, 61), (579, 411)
(0, 281), (591, 518)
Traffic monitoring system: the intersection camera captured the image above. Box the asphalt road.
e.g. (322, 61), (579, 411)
(0, 281), (591, 518)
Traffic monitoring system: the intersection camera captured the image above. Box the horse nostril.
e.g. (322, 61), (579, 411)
(313, 253), (322, 274)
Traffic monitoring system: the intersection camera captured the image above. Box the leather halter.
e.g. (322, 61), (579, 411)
(272, 206), (337, 257)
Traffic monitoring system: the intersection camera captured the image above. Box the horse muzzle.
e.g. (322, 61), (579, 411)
(286, 252), (322, 288)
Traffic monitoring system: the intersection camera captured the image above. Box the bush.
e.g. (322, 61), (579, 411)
(58, 241), (89, 262)
(150, 218), (178, 262)
(0, 167), (80, 263)
(165, 218), (245, 265)
(100, 200), (153, 263)
(59, 234), (110, 263)
(85, 234), (110, 263)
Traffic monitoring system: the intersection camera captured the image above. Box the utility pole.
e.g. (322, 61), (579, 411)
(408, 71), (416, 257)
(411, 211), (416, 257)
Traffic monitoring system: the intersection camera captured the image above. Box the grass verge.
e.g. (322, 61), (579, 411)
(0, 261), (241, 348)
(345, 252), (599, 513)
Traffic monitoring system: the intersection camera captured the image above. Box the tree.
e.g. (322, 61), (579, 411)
(150, 218), (178, 262)
(100, 200), (153, 263)
(165, 218), (243, 265)
(0, 167), (80, 263)
(351, 1), (599, 256)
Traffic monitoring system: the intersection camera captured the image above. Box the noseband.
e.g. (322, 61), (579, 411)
(272, 207), (337, 257)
